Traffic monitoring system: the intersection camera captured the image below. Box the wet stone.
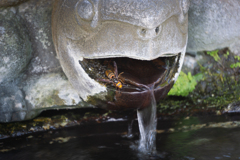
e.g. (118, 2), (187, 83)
(0, 84), (27, 122)
(0, 8), (32, 83)
(18, 0), (60, 74)
(23, 73), (82, 109)
(0, 0), (28, 7)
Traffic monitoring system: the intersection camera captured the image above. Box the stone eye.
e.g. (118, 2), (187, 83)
(77, 0), (94, 21)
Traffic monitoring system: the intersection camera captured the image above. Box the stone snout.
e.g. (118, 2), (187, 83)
(137, 26), (162, 40)
(52, 0), (189, 102)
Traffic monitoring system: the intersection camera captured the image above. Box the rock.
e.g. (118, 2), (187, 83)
(187, 0), (240, 55)
(23, 73), (82, 109)
(18, 0), (60, 74)
(0, 84), (29, 122)
(0, 8), (32, 83)
(182, 54), (197, 74)
(182, 52), (207, 74)
(0, 0), (89, 122)
(0, 72), (86, 122)
(0, 0), (28, 7)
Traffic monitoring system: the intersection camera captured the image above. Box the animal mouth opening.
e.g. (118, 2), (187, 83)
(79, 54), (181, 92)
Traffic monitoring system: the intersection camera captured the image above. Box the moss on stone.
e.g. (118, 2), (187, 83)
(159, 48), (240, 113)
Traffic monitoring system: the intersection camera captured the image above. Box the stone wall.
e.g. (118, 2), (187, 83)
(0, 0), (86, 122)
(187, 0), (240, 55)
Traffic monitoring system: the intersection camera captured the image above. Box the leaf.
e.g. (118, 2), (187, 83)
(207, 50), (220, 62)
(223, 51), (229, 59)
(234, 56), (240, 61)
(230, 62), (240, 68)
(168, 72), (203, 97)
(194, 73), (203, 81)
(187, 72), (193, 81)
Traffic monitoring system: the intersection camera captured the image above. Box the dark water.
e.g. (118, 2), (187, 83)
(1, 114), (240, 160)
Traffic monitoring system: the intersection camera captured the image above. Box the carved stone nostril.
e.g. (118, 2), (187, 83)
(155, 26), (159, 34)
(138, 26), (162, 39)
(141, 29), (146, 35)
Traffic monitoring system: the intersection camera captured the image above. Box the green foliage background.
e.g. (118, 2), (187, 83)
(168, 49), (240, 97)
(168, 71), (203, 97)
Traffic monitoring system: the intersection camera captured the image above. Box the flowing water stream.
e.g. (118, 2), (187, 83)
(137, 86), (157, 154)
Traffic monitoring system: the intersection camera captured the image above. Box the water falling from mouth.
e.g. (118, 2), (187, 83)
(137, 85), (157, 154)
(127, 119), (134, 138)
(80, 55), (180, 153)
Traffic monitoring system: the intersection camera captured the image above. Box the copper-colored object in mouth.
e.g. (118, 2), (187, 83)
(79, 54), (180, 110)
(96, 81), (174, 110)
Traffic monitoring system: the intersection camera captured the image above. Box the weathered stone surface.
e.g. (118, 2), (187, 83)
(0, 0), (28, 7)
(0, 0), (86, 122)
(53, 0), (189, 60)
(187, 0), (240, 55)
(0, 72), (84, 122)
(23, 73), (82, 109)
(181, 54), (198, 74)
(0, 8), (32, 83)
(0, 84), (30, 122)
(18, 0), (60, 74)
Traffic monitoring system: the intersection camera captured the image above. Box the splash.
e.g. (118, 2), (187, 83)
(137, 86), (157, 154)
(127, 119), (134, 138)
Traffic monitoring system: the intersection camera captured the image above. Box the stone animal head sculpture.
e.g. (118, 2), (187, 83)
(52, 0), (190, 110)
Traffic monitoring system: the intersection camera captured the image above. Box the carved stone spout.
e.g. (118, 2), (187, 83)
(52, 0), (189, 109)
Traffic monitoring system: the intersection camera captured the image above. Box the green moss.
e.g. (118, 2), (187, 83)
(207, 50), (240, 69)
(39, 90), (65, 108)
(207, 50), (220, 62)
(223, 51), (229, 59)
(159, 49), (240, 113)
(168, 72), (203, 97)
(230, 55), (240, 68)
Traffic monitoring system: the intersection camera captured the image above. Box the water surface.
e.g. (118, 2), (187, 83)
(1, 113), (240, 160)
